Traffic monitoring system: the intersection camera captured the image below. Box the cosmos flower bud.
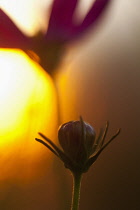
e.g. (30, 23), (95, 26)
(35, 117), (120, 174)
(58, 119), (96, 169)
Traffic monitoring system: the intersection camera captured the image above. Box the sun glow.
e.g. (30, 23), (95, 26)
(0, 49), (57, 180)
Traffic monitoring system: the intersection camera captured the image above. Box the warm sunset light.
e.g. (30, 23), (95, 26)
(0, 49), (57, 180)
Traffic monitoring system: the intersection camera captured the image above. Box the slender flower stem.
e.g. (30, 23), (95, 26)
(71, 173), (82, 210)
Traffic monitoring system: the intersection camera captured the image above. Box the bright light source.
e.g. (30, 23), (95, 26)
(0, 49), (57, 180)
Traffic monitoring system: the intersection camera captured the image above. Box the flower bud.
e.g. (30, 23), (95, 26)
(58, 118), (96, 172)
(36, 117), (120, 174)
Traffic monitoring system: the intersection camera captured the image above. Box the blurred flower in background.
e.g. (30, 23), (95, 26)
(0, 0), (111, 74)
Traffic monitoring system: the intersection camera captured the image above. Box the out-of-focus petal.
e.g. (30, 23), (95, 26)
(45, 0), (78, 41)
(75, 0), (111, 36)
(0, 9), (31, 49)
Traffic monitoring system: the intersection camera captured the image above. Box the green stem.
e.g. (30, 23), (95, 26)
(71, 173), (82, 210)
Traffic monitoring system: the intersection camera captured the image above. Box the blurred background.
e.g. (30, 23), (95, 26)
(0, 0), (140, 209)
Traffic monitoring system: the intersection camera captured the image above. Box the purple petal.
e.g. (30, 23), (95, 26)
(0, 9), (31, 49)
(75, 0), (111, 36)
(45, 0), (78, 41)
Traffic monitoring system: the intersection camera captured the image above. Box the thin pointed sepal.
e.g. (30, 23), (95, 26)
(37, 133), (74, 170)
(85, 128), (121, 171)
(35, 138), (59, 157)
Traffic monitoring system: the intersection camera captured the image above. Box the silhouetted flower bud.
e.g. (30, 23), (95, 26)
(58, 120), (96, 170)
(35, 117), (120, 174)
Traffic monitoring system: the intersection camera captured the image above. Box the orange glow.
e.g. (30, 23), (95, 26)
(57, 66), (78, 123)
(0, 49), (57, 181)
